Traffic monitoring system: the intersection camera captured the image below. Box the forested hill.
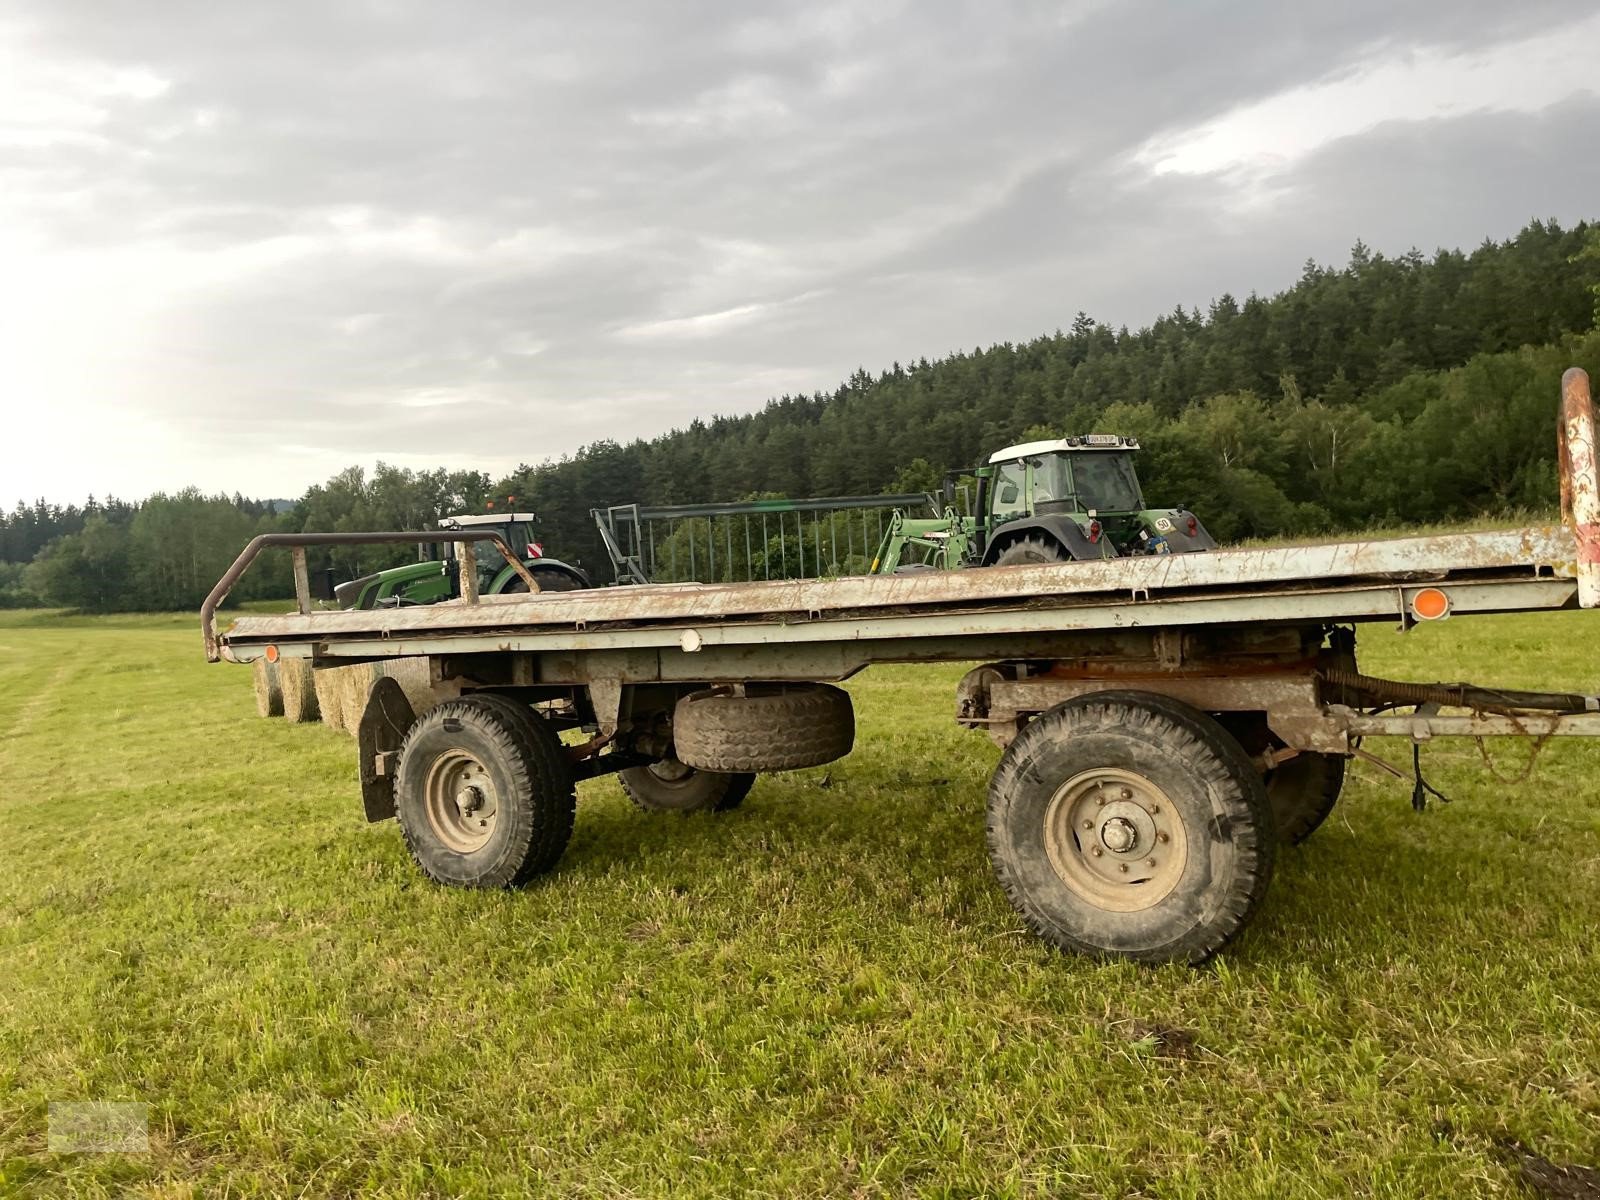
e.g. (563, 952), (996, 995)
(5, 217), (1600, 611)
(503, 218), (1600, 565)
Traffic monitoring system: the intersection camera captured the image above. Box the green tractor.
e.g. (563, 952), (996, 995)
(872, 435), (1214, 572)
(332, 512), (590, 609)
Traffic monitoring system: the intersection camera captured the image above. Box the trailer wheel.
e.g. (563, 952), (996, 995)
(987, 690), (1275, 965)
(993, 536), (1064, 567)
(673, 684), (853, 773)
(1265, 753), (1346, 845)
(619, 760), (755, 813)
(395, 696), (575, 888)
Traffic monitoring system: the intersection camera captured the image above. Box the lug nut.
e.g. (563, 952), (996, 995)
(1149, 803), (1161, 814)
(1083, 819), (1094, 830)
(1120, 788), (1133, 799)
(1147, 858), (1157, 867)
(1091, 847), (1103, 857)
(1117, 863), (1129, 873)
(1156, 831), (1169, 844)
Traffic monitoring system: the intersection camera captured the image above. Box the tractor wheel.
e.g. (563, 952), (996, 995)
(619, 760), (755, 813)
(395, 695), (575, 887)
(1265, 752), (1346, 845)
(986, 690), (1275, 965)
(672, 684), (854, 773)
(502, 566), (584, 594)
(993, 537), (1065, 567)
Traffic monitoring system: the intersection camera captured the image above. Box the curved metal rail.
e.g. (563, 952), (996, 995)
(201, 530), (538, 662)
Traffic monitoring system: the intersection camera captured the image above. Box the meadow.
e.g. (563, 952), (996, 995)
(0, 605), (1597, 1197)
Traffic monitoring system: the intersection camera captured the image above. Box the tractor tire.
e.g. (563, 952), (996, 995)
(672, 684), (854, 774)
(279, 658), (320, 723)
(253, 658), (283, 718)
(619, 760), (755, 813)
(503, 566), (584, 594)
(993, 537), (1065, 567)
(986, 689), (1275, 965)
(1265, 752), (1346, 845)
(395, 695), (575, 888)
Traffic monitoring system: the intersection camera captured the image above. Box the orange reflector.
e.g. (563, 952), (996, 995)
(1411, 587), (1451, 621)
(265, 644), (280, 663)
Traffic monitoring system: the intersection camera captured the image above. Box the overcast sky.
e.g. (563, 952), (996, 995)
(4, 1), (1599, 507)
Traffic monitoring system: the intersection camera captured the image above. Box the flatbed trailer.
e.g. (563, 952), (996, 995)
(202, 370), (1600, 964)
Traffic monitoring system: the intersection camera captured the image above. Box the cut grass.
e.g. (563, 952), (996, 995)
(0, 607), (1597, 1197)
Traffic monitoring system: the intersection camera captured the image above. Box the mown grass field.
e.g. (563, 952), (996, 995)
(1, 606), (1597, 1198)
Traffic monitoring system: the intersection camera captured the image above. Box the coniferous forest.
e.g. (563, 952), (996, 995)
(6, 218), (1600, 611)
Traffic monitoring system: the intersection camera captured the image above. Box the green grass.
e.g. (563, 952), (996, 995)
(1, 608), (1597, 1198)
(1233, 509), (1564, 547)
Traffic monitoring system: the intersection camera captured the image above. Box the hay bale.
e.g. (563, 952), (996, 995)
(381, 657), (438, 716)
(313, 667), (347, 733)
(279, 658), (320, 723)
(252, 658), (283, 718)
(328, 663), (389, 736)
(286, 659), (439, 738)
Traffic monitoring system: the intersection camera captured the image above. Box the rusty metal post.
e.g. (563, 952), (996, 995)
(291, 546), (312, 614)
(456, 541), (480, 605)
(1561, 367), (1599, 609)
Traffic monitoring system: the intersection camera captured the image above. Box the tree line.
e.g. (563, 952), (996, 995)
(6, 217), (1599, 610)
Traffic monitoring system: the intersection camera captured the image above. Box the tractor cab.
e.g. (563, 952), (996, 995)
(975, 435), (1214, 564)
(433, 512), (542, 563)
(985, 436), (1144, 525)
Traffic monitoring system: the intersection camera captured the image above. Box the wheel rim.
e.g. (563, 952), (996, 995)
(423, 749), (499, 853)
(1042, 768), (1188, 912)
(646, 759), (695, 786)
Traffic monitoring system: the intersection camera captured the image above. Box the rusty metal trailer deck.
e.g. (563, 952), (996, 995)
(202, 370), (1600, 964)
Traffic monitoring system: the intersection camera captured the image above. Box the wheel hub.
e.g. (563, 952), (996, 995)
(423, 750), (499, 852)
(1100, 815), (1137, 853)
(1042, 768), (1189, 912)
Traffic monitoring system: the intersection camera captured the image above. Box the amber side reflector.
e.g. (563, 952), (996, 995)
(265, 644), (280, 663)
(1411, 587), (1451, 621)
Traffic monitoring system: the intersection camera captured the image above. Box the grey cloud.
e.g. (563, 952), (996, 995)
(4, 0), (1599, 499)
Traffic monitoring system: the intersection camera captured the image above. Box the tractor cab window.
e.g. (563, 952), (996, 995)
(439, 522), (531, 563)
(503, 522), (532, 558)
(1028, 455), (1069, 505)
(1068, 452), (1143, 513)
(991, 459), (1029, 523)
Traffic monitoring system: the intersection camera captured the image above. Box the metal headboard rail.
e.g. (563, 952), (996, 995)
(201, 530), (538, 662)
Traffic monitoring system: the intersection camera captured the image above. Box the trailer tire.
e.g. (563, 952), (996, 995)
(987, 690), (1275, 965)
(993, 536), (1064, 567)
(672, 685), (854, 773)
(619, 761), (755, 813)
(1266, 752), (1346, 845)
(252, 658), (283, 718)
(395, 696), (575, 888)
(279, 658), (320, 723)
